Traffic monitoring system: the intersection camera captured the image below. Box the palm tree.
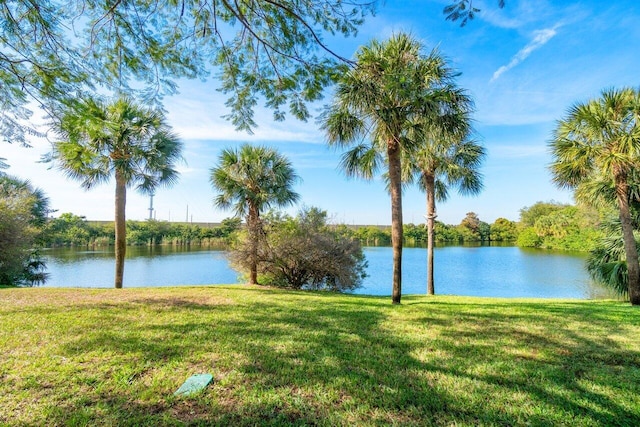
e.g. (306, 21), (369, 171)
(586, 213), (640, 298)
(406, 125), (485, 295)
(321, 32), (465, 304)
(53, 96), (182, 288)
(549, 87), (640, 305)
(210, 144), (299, 285)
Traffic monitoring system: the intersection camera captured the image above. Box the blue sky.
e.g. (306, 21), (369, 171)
(5, 0), (640, 225)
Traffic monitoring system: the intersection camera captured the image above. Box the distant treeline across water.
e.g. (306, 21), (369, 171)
(44, 213), (516, 248)
(44, 200), (603, 253)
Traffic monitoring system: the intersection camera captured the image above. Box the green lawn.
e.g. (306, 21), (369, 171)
(1, 286), (639, 426)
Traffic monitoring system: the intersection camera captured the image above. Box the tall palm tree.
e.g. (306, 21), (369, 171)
(321, 32), (464, 304)
(54, 96), (182, 288)
(406, 125), (485, 295)
(210, 144), (299, 285)
(549, 87), (640, 305)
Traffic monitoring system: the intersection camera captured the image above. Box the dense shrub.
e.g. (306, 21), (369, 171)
(490, 218), (518, 241)
(0, 175), (49, 286)
(516, 202), (602, 251)
(516, 228), (542, 248)
(586, 214), (640, 299)
(42, 213), (106, 246)
(230, 208), (367, 291)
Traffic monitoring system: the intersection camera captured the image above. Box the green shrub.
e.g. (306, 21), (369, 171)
(0, 175), (49, 286)
(231, 208), (367, 291)
(516, 227), (541, 248)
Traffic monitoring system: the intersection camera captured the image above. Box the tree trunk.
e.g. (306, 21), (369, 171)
(114, 172), (127, 289)
(425, 174), (436, 295)
(616, 176), (640, 305)
(247, 203), (260, 285)
(388, 144), (403, 304)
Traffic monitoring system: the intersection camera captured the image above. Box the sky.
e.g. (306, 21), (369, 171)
(4, 0), (640, 226)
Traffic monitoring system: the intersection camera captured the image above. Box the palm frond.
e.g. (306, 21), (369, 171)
(550, 87), (640, 195)
(339, 144), (382, 180)
(210, 143), (299, 219)
(52, 95), (183, 195)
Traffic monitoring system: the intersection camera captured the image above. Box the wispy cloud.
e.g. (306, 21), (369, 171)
(164, 88), (324, 144)
(490, 25), (561, 83)
(168, 106), (322, 143)
(481, 11), (524, 29)
(480, 0), (550, 29)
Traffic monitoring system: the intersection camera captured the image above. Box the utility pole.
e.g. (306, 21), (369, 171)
(186, 204), (189, 223)
(148, 193), (155, 220)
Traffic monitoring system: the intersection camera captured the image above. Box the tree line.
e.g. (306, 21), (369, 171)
(39, 213), (242, 247)
(37, 211), (511, 248)
(37, 201), (610, 252)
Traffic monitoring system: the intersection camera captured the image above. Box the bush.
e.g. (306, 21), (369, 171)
(230, 207), (367, 292)
(516, 227), (541, 248)
(516, 204), (602, 251)
(490, 218), (518, 241)
(586, 215), (640, 299)
(0, 175), (49, 286)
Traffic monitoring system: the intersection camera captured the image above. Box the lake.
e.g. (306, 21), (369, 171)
(40, 245), (613, 299)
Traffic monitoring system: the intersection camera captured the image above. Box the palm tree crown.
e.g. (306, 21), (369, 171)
(549, 87), (640, 305)
(406, 110), (483, 203)
(211, 144), (300, 217)
(55, 97), (182, 193)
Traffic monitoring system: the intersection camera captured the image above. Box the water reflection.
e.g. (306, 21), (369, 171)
(41, 246), (615, 299)
(42, 245), (221, 263)
(42, 246), (240, 288)
(359, 246), (614, 299)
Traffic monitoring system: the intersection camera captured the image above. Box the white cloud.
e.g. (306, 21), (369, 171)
(490, 25), (560, 83)
(166, 100), (323, 143)
(163, 82), (325, 144)
(480, 10), (524, 29)
(479, 0), (552, 29)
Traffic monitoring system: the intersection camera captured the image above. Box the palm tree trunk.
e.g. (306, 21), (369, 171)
(616, 177), (640, 305)
(425, 174), (436, 295)
(388, 144), (403, 304)
(247, 203), (260, 285)
(114, 172), (127, 289)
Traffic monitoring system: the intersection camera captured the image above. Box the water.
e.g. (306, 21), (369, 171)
(40, 245), (612, 299)
(363, 246), (610, 299)
(42, 246), (240, 288)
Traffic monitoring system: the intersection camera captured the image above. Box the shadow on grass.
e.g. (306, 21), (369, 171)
(28, 294), (640, 425)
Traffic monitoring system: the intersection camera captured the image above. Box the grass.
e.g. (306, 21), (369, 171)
(1, 286), (639, 426)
